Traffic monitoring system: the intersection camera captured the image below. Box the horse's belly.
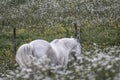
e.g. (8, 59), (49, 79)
(33, 47), (48, 58)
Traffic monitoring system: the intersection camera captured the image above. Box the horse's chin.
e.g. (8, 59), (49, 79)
(76, 58), (83, 64)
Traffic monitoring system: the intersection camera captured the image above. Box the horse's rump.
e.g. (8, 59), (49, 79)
(16, 43), (33, 68)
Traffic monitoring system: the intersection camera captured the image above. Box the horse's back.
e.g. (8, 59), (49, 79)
(30, 39), (51, 58)
(30, 39), (58, 65)
(30, 39), (49, 45)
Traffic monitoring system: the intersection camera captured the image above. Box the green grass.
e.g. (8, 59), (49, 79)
(0, 24), (120, 73)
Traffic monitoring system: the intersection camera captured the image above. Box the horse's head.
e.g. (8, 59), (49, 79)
(64, 38), (83, 64)
(70, 38), (82, 64)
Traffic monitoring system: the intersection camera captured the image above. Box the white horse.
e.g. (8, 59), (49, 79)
(50, 38), (82, 68)
(16, 38), (82, 69)
(16, 39), (58, 68)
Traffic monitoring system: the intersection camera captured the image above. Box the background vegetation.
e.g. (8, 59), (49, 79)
(0, 0), (120, 79)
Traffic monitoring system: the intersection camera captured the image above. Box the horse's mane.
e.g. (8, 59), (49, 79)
(51, 38), (76, 43)
(51, 39), (59, 44)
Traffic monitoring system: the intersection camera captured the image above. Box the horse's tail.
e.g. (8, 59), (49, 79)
(15, 44), (33, 68)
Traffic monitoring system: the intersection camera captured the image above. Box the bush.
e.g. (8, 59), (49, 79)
(1, 45), (120, 80)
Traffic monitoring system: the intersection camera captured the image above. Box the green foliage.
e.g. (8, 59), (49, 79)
(81, 25), (120, 47)
(0, 0), (120, 79)
(0, 24), (119, 73)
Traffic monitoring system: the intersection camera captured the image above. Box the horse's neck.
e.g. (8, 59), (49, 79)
(51, 38), (77, 56)
(51, 45), (69, 66)
(50, 38), (77, 66)
(51, 42), (69, 59)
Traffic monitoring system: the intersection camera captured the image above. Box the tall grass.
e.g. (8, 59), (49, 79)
(1, 45), (120, 80)
(0, 24), (120, 79)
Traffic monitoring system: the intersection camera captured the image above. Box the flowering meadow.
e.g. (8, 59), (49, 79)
(0, 44), (120, 80)
(0, 0), (119, 79)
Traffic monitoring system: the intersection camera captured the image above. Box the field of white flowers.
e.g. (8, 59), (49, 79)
(0, 0), (119, 79)
(0, 44), (120, 80)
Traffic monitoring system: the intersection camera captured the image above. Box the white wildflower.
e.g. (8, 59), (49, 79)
(15, 70), (19, 73)
(92, 63), (97, 68)
(106, 65), (112, 70)
(93, 43), (97, 46)
(6, 74), (13, 79)
(85, 51), (91, 55)
(22, 74), (30, 79)
(26, 68), (32, 73)
(65, 70), (73, 75)
(9, 71), (15, 76)
(15, 74), (21, 78)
